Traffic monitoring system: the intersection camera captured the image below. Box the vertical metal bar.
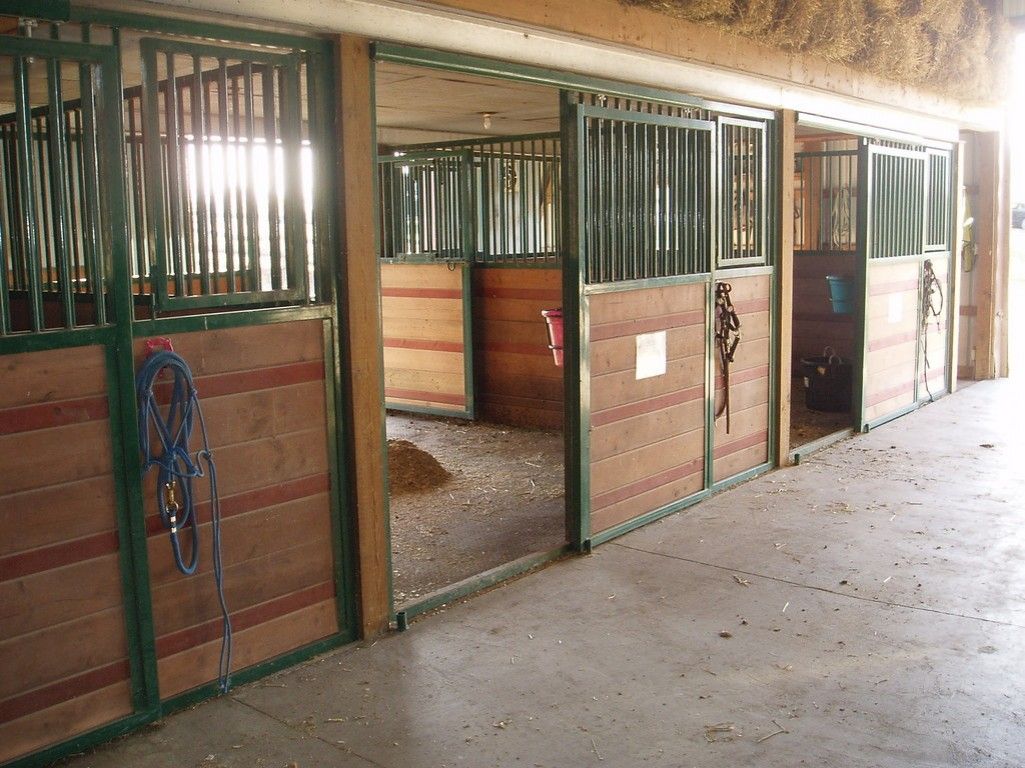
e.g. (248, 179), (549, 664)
(14, 57), (43, 330)
(127, 96), (147, 296)
(217, 59), (236, 293)
(0, 124), (11, 333)
(47, 57), (75, 328)
(163, 54), (186, 297)
(230, 72), (247, 287)
(68, 105), (83, 292)
(242, 62), (260, 289)
(33, 116), (54, 294)
(280, 55), (307, 294)
(190, 56), (211, 294)
(79, 59), (105, 325)
(261, 64), (282, 289)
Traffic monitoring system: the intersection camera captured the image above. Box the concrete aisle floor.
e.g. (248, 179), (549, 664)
(61, 380), (1025, 768)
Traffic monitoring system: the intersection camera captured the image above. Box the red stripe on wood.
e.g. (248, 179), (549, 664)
(0, 659), (130, 725)
(591, 310), (704, 341)
(592, 457), (703, 510)
(151, 361), (324, 404)
(591, 384), (704, 428)
(0, 530), (119, 581)
(866, 382), (914, 407)
(479, 341), (549, 356)
(155, 581), (335, 659)
(868, 330), (917, 352)
(714, 429), (768, 460)
(146, 474), (330, 537)
(381, 287), (461, 299)
(715, 364), (770, 390)
(734, 297), (771, 314)
(385, 388), (466, 407)
(475, 286), (562, 301)
(869, 279), (919, 296)
(0, 395), (110, 436)
(383, 338), (463, 353)
(959, 305), (978, 317)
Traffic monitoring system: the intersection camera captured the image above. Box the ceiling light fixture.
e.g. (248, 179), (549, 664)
(481, 112), (494, 130)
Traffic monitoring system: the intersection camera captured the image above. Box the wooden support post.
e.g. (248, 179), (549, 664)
(336, 35), (391, 637)
(970, 131), (1009, 380)
(775, 109), (795, 466)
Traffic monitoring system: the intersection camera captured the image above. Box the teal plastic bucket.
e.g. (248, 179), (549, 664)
(826, 275), (853, 315)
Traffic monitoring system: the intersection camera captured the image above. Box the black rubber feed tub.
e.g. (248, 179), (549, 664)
(801, 352), (852, 413)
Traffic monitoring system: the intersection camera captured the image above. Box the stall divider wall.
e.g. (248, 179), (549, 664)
(0, 17), (357, 768)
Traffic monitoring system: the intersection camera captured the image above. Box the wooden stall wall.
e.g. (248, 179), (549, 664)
(381, 263), (469, 415)
(0, 346), (133, 764)
(137, 321), (340, 699)
(587, 282), (706, 534)
(713, 273), (772, 483)
(792, 253), (856, 371)
(920, 255), (950, 400)
(472, 267), (563, 428)
(864, 260), (920, 425)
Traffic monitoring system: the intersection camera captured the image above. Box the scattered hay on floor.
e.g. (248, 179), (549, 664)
(388, 439), (452, 495)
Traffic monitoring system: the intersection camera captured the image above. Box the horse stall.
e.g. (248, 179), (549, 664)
(374, 62), (567, 612)
(1, 19), (353, 765)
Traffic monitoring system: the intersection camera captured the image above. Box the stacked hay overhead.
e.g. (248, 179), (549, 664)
(623, 0), (1011, 102)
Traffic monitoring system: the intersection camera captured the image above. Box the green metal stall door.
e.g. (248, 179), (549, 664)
(856, 141), (955, 430)
(0, 35), (148, 766)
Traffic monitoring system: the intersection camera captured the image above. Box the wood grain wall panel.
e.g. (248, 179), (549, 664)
(792, 252), (856, 370)
(588, 282), (706, 533)
(713, 274), (771, 483)
(134, 321), (340, 700)
(0, 345), (132, 765)
(473, 267), (563, 428)
(864, 260), (920, 423)
(381, 263), (467, 412)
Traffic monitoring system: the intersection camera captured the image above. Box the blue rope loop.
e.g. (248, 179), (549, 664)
(136, 349), (233, 694)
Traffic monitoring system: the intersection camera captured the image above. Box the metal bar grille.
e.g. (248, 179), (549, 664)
(0, 49), (106, 336)
(925, 149), (951, 252)
(580, 107), (713, 284)
(794, 149), (858, 254)
(377, 133), (561, 265)
(868, 148), (926, 260)
(719, 118), (768, 267)
(139, 38), (319, 309)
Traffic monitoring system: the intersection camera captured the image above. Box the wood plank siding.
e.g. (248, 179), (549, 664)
(588, 282), (706, 533)
(0, 346), (133, 764)
(473, 267), (563, 428)
(134, 320), (339, 699)
(381, 263), (468, 413)
(713, 274), (771, 483)
(864, 260), (920, 423)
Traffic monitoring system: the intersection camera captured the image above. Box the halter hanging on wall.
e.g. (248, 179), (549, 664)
(714, 282), (742, 433)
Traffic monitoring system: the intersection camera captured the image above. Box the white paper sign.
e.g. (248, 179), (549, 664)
(635, 331), (667, 380)
(887, 293), (902, 324)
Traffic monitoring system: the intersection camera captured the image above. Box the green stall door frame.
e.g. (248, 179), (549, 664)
(377, 150), (476, 419)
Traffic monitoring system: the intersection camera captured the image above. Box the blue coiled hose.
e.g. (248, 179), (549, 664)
(136, 349), (232, 694)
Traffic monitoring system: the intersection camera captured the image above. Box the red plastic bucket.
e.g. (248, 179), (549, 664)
(541, 308), (564, 367)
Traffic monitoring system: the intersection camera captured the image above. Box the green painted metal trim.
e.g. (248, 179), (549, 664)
(373, 43), (776, 122)
(795, 113), (955, 150)
(2, 0), (69, 20)
(589, 488), (709, 547)
(160, 629), (358, 714)
(0, 34), (106, 59)
(713, 264), (774, 279)
(853, 140), (871, 431)
(471, 261), (560, 270)
(385, 402), (474, 419)
(580, 103), (715, 131)
(710, 460), (773, 493)
(868, 252), (930, 265)
(131, 304), (333, 336)
(460, 264), (476, 419)
(0, 325), (115, 354)
(395, 545), (571, 623)
(865, 401), (919, 431)
(583, 272), (710, 295)
(789, 427), (855, 465)
(392, 131), (561, 152)
(321, 319), (357, 633)
(2, 711), (155, 768)
(562, 94), (589, 551)
(704, 121), (720, 493)
(70, 7), (331, 53)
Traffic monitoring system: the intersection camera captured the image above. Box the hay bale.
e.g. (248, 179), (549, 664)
(620, 0), (1011, 101)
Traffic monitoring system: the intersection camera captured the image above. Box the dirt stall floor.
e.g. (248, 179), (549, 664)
(789, 375), (852, 448)
(387, 412), (565, 605)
